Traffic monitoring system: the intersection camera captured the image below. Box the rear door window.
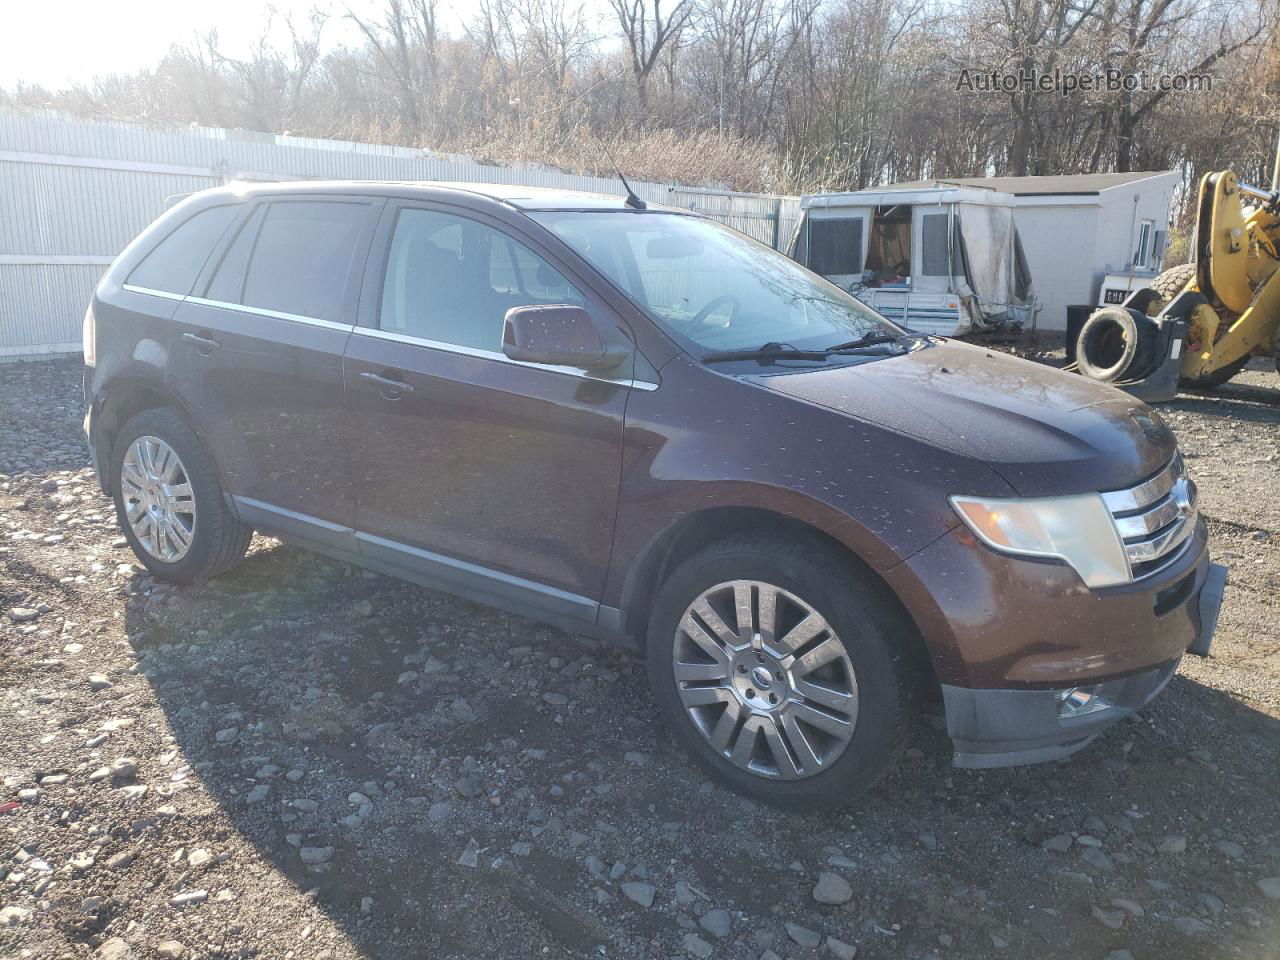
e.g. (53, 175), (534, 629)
(127, 205), (240, 295)
(238, 201), (369, 322)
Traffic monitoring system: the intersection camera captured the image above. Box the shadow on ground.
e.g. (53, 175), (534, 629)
(119, 539), (1280, 960)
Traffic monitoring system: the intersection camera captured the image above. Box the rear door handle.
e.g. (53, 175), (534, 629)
(182, 331), (221, 353)
(360, 371), (415, 394)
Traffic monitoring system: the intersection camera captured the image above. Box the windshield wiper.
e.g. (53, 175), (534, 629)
(823, 332), (901, 351)
(702, 342), (832, 364)
(702, 333), (903, 365)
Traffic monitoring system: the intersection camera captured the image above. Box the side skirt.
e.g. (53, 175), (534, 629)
(232, 496), (635, 648)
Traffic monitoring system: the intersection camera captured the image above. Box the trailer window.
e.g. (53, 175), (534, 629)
(801, 217), (863, 276)
(921, 213), (962, 277)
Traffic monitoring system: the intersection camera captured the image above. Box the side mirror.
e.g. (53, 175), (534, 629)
(502, 305), (629, 370)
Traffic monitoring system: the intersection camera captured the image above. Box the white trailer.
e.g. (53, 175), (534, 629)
(788, 185), (1037, 337)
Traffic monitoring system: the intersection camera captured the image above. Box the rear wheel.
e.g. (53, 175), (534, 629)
(646, 534), (912, 810)
(111, 408), (252, 584)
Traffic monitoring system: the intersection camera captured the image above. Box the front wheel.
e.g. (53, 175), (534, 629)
(111, 408), (252, 584)
(646, 534), (912, 810)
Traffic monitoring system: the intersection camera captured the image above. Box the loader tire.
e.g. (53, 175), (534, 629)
(1181, 354), (1251, 390)
(1145, 263), (1197, 316)
(1076, 306), (1158, 382)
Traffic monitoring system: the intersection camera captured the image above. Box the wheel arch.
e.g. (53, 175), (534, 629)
(616, 506), (937, 688)
(92, 375), (209, 497)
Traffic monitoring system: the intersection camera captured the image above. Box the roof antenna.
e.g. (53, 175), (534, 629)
(603, 140), (646, 209)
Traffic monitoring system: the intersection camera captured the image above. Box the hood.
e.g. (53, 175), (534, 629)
(748, 339), (1176, 496)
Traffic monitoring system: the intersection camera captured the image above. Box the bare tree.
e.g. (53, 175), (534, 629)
(609, 0), (696, 111)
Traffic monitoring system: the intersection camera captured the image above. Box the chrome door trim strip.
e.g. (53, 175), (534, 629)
(351, 326), (659, 391)
(122, 283), (188, 302)
(185, 296), (354, 331)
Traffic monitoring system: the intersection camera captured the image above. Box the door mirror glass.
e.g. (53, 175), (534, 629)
(502, 305), (627, 370)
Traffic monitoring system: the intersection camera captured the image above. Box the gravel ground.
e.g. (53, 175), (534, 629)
(2, 357), (1278, 960)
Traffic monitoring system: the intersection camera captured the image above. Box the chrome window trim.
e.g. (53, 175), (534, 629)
(122, 283), (187, 302)
(185, 296), (354, 331)
(352, 326), (659, 391)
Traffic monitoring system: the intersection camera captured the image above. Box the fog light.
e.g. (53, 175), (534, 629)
(1056, 685), (1111, 718)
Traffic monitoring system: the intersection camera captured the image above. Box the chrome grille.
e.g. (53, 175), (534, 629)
(1101, 455), (1197, 581)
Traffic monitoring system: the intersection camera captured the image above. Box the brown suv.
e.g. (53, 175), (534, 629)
(83, 182), (1226, 808)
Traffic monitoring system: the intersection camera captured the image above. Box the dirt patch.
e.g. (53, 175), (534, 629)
(2, 358), (1278, 959)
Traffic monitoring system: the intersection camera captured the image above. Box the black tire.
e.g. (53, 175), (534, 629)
(1180, 353), (1251, 390)
(110, 408), (252, 584)
(646, 534), (913, 810)
(1145, 262), (1196, 316)
(1076, 306), (1158, 382)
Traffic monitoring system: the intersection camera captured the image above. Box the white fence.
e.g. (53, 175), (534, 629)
(0, 111), (800, 358)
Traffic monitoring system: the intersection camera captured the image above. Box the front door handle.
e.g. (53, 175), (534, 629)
(360, 371), (415, 395)
(182, 331), (220, 354)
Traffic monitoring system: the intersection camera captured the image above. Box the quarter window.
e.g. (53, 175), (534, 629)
(127, 205), (239, 296)
(238, 201), (368, 322)
(379, 208), (585, 351)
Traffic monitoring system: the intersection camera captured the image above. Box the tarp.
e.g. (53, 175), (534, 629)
(955, 203), (1034, 326)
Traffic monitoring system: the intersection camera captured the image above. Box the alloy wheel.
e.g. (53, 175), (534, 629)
(120, 435), (196, 562)
(673, 579), (858, 779)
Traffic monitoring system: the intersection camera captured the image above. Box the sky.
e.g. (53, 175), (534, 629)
(0, 0), (491, 90)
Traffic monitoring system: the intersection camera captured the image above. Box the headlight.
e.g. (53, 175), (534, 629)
(950, 493), (1129, 588)
(82, 303), (97, 367)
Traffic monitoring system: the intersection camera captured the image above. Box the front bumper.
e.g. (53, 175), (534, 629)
(943, 561), (1228, 768)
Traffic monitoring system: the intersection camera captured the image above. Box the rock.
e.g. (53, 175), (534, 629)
(683, 933), (713, 958)
(290, 799), (319, 813)
(214, 726), (239, 743)
(352, 599), (374, 617)
(70, 852), (95, 871)
(110, 757), (138, 778)
(456, 839), (480, 867)
(17, 788), (39, 802)
(187, 848), (213, 869)
(1041, 833), (1073, 852)
(1214, 839), (1244, 859)
(917, 831), (938, 850)
(169, 890), (207, 907)
(621, 881), (656, 908)
(786, 923), (822, 948)
(1103, 952), (1135, 960)
(699, 908), (731, 938)
(1197, 893), (1224, 917)
(88, 674), (113, 690)
(156, 942), (185, 959)
(455, 776), (482, 798)
(0, 905), (32, 926)
(1257, 877), (1280, 899)
(95, 938), (132, 959)
(1080, 847), (1114, 871)
(361, 897), (374, 914)
(82, 896), (105, 913)
(7, 607), (40, 623)
(427, 801), (450, 822)
(1111, 898), (1145, 918)
(826, 936), (858, 960)
(813, 871), (853, 905)
(1157, 835), (1187, 855)
(245, 784), (270, 805)
(511, 841), (532, 856)
(1076, 835), (1103, 847)
(299, 846), (334, 865)
(1091, 905), (1126, 929)
(609, 861), (627, 881)
(1173, 916), (1210, 935)
(106, 851), (135, 870)
(542, 692), (569, 706)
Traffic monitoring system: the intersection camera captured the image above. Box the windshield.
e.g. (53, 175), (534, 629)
(530, 211), (903, 357)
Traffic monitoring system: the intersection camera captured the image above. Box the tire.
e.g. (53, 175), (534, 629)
(1145, 262), (1196, 316)
(1180, 353), (1251, 390)
(646, 534), (913, 810)
(110, 408), (252, 584)
(1076, 306), (1158, 382)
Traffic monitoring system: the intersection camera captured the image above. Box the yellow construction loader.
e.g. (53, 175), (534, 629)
(1073, 145), (1280, 401)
